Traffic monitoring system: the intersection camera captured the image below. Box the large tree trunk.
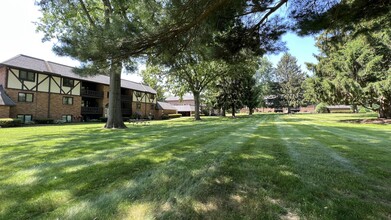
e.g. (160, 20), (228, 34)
(378, 99), (391, 119)
(249, 107), (253, 115)
(193, 91), (201, 120)
(105, 65), (126, 129)
(352, 104), (358, 113)
(222, 108), (226, 117)
(232, 104), (236, 117)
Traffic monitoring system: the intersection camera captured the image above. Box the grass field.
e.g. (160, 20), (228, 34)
(0, 113), (390, 219)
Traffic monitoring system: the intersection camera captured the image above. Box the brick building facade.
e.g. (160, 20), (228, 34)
(0, 55), (157, 122)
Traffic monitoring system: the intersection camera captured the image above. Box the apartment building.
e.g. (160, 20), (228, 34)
(0, 55), (157, 122)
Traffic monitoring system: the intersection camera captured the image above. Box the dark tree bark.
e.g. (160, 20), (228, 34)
(105, 64), (126, 129)
(193, 91), (201, 120)
(231, 104), (236, 117)
(378, 99), (391, 119)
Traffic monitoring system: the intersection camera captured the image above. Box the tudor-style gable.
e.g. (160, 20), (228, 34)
(6, 68), (81, 96)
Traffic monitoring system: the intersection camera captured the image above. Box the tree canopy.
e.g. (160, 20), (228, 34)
(304, 12), (391, 118)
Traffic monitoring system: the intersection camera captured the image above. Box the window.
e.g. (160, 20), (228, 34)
(17, 115), (32, 123)
(135, 91), (142, 97)
(63, 97), (73, 105)
(149, 94), (155, 100)
(62, 115), (72, 122)
(19, 70), (35, 82)
(63, 78), (74, 87)
(18, 93), (33, 102)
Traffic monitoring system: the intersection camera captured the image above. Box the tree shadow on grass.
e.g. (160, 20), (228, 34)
(1, 114), (390, 219)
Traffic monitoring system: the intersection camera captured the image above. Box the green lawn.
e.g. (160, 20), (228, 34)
(0, 113), (390, 219)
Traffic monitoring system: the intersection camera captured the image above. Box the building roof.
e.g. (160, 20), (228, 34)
(165, 95), (194, 101)
(0, 85), (16, 106)
(175, 105), (195, 112)
(1, 54), (156, 94)
(327, 105), (351, 109)
(157, 101), (177, 110)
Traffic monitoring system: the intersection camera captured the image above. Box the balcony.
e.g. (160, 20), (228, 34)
(121, 95), (132, 102)
(122, 108), (132, 115)
(81, 89), (104, 98)
(81, 107), (103, 115)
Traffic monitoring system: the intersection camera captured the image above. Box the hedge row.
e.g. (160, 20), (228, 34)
(0, 118), (22, 127)
(168, 114), (182, 118)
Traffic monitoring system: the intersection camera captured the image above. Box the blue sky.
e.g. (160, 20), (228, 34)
(267, 33), (319, 72)
(0, 1), (318, 81)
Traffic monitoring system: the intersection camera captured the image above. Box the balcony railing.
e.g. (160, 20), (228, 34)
(81, 89), (104, 98)
(122, 108), (132, 115)
(121, 95), (132, 102)
(81, 107), (103, 115)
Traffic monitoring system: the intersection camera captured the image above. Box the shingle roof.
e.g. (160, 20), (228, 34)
(165, 95), (194, 101)
(0, 85), (16, 106)
(157, 101), (177, 110)
(1, 54), (156, 94)
(175, 105), (195, 112)
(327, 105), (351, 109)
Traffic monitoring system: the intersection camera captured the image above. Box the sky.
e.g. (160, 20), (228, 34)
(0, 1), (318, 82)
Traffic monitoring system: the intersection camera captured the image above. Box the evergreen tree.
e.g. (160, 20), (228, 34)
(274, 53), (306, 113)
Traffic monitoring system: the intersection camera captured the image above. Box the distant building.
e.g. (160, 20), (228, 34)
(326, 105), (352, 113)
(165, 95), (204, 116)
(156, 101), (178, 116)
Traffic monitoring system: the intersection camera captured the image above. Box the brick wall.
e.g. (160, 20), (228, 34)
(97, 84), (110, 111)
(0, 106), (11, 118)
(49, 93), (82, 121)
(132, 102), (155, 118)
(7, 89), (81, 121)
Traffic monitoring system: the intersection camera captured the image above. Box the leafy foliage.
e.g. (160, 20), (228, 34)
(315, 103), (329, 113)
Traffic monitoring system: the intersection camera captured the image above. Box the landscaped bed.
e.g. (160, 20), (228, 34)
(0, 113), (390, 219)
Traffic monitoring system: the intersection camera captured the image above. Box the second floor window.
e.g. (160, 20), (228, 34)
(63, 78), (74, 87)
(18, 93), (33, 102)
(63, 97), (73, 105)
(19, 70), (35, 82)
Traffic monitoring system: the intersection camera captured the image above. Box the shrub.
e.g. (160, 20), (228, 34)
(161, 114), (169, 120)
(168, 114), (182, 119)
(315, 103), (329, 113)
(99, 117), (108, 122)
(122, 117), (130, 122)
(55, 120), (65, 124)
(130, 113), (141, 119)
(358, 107), (373, 113)
(34, 118), (54, 124)
(88, 119), (100, 122)
(0, 118), (22, 127)
(202, 109), (210, 116)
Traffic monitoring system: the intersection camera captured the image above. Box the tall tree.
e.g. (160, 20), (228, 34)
(254, 57), (275, 108)
(242, 75), (262, 115)
(305, 28), (391, 118)
(274, 53), (306, 113)
(140, 66), (166, 101)
(215, 55), (258, 117)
